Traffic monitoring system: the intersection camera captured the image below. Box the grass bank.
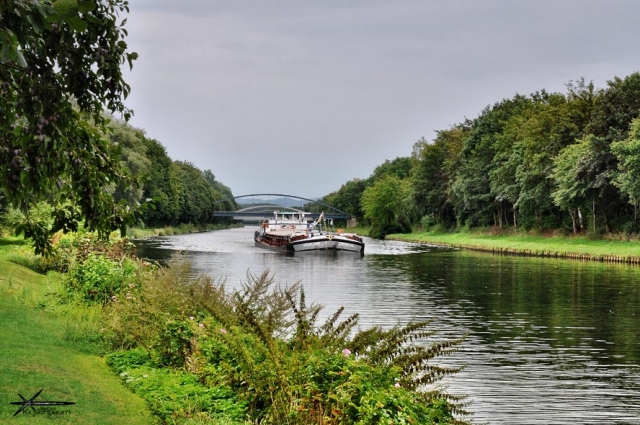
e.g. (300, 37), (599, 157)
(387, 229), (640, 264)
(0, 234), (468, 424)
(0, 238), (153, 424)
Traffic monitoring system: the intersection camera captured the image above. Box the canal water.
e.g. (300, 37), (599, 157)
(134, 226), (640, 424)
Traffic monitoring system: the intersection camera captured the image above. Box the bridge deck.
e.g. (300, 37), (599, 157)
(214, 211), (349, 219)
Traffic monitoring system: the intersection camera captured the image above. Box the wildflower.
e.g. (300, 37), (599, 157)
(395, 383), (401, 388)
(342, 348), (351, 357)
(199, 323), (205, 328)
(189, 316), (195, 320)
(220, 328), (227, 334)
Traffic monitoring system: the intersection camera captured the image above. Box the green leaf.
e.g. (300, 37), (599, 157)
(77, 0), (97, 13)
(0, 44), (28, 68)
(52, 0), (79, 17)
(26, 13), (44, 35)
(85, 14), (102, 24)
(0, 28), (17, 44)
(126, 51), (138, 70)
(65, 16), (88, 32)
(45, 13), (63, 23)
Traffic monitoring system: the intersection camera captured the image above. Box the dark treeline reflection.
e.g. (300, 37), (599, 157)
(367, 250), (640, 365)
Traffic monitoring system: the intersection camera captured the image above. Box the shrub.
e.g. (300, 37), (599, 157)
(104, 259), (469, 424)
(157, 319), (196, 367)
(104, 258), (225, 351)
(65, 254), (138, 305)
(197, 275), (468, 424)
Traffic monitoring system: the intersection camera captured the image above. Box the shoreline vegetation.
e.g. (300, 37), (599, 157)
(6, 222), (635, 423)
(387, 229), (640, 265)
(0, 232), (468, 424)
(126, 222), (243, 239)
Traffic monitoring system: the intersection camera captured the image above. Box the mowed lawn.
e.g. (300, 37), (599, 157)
(388, 230), (640, 260)
(0, 239), (153, 425)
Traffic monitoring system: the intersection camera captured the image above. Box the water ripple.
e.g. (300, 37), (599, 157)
(135, 227), (640, 424)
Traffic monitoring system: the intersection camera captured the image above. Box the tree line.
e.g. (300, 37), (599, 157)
(107, 119), (237, 228)
(322, 73), (640, 239)
(1, 116), (238, 240)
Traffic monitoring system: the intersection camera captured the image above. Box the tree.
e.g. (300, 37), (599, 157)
(552, 135), (614, 234)
(586, 73), (640, 144)
(322, 179), (367, 223)
(450, 95), (532, 227)
(369, 157), (413, 182)
(107, 119), (151, 206)
(0, 0), (137, 254)
(203, 169), (236, 212)
(581, 73), (640, 230)
(410, 139), (448, 225)
(361, 174), (410, 238)
(611, 118), (640, 224)
(496, 91), (579, 229)
(141, 138), (181, 226)
(173, 161), (232, 226)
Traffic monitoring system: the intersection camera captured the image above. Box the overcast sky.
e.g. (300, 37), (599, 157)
(122, 1), (640, 199)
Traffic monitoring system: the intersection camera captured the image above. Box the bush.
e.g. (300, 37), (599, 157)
(65, 254), (138, 305)
(5, 231), (139, 274)
(103, 260), (469, 424)
(157, 319), (196, 367)
(213, 287), (466, 424)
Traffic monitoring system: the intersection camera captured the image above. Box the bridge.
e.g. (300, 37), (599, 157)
(213, 193), (350, 222)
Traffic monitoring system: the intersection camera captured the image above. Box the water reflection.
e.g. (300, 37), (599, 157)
(135, 227), (640, 424)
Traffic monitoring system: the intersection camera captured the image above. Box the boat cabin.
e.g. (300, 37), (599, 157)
(261, 211), (310, 235)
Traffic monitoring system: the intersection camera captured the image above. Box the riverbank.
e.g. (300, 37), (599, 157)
(0, 238), (153, 424)
(127, 222), (243, 239)
(0, 234), (466, 424)
(387, 230), (640, 264)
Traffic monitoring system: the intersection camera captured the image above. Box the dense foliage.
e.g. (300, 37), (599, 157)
(105, 119), (237, 228)
(0, 1), (236, 253)
(1, 116), (237, 250)
(324, 73), (640, 238)
(321, 157), (413, 225)
(0, 0), (137, 254)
